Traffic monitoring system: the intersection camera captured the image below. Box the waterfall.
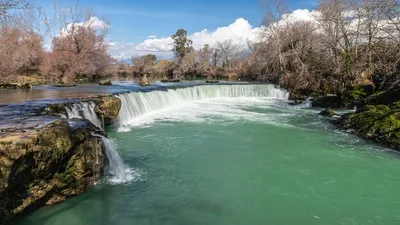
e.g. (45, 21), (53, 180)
(116, 84), (289, 127)
(65, 102), (102, 129)
(97, 135), (132, 184)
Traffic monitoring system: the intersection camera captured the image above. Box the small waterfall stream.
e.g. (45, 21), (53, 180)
(65, 102), (103, 130)
(97, 135), (132, 184)
(66, 102), (132, 184)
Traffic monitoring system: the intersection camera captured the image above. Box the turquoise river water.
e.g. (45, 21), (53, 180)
(10, 84), (400, 225)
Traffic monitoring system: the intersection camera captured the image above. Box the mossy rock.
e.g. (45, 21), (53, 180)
(47, 104), (67, 115)
(357, 86), (400, 107)
(99, 80), (112, 86)
(0, 120), (105, 223)
(339, 104), (400, 149)
(94, 96), (121, 125)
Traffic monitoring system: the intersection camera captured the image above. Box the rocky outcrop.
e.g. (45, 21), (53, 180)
(312, 85), (375, 109)
(336, 103), (400, 150)
(99, 80), (112, 86)
(0, 120), (106, 223)
(94, 96), (121, 126)
(356, 85), (400, 107)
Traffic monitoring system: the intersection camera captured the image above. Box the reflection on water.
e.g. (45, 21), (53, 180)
(0, 89), (105, 104)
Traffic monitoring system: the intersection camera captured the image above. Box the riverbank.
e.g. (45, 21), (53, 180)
(311, 84), (400, 151)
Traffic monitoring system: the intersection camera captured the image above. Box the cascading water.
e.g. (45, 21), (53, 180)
(97, 135), (133, 184)
(116, 84), (289, 127)
(65, 102), (103, 129)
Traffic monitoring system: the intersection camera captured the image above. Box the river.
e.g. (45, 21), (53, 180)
(8, 83), (400, 225)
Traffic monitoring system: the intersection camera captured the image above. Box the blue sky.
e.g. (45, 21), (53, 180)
(41, 0), (318, 59)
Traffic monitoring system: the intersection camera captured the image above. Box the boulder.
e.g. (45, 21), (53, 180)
(0, 120), (106, 223)
(20, 83), (33, 89)
(99, 79), (112, 86)
(312, 95), (343, 108)
(94, 96), (122, 126)
(139, 76), (150, 86)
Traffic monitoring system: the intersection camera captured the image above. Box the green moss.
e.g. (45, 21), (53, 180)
(346, 104), (400, 140)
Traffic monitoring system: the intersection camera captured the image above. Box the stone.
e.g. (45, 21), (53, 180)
(94, 96), (122, 126)
(139, 76), (150, 86)
(319, 109), (338, 118)
(312, 95), (343, 108)
(0, 120), (106, 223)
(337, 103), (400, 150)
(99, 79), (112, 86)
(20, 83), (33, 89)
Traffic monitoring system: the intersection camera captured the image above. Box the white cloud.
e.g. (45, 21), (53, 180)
(60, 16), (109, 37)
(109, 8), (399, 59)
(109, 17), (263, 59)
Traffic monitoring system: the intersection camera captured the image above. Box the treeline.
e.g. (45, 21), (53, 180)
(0, 0), (110, 84)
(121, 0), (400, 95)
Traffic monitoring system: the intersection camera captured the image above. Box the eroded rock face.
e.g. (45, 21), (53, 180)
(0, 120), (106, 223)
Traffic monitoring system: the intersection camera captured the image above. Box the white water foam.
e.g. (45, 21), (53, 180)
(116, 84), (289, 131)
(97, 135), (137, 184)
(65, 102), (103, 130)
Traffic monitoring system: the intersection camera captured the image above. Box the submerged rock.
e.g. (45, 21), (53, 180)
(0, 120), (106, 223)
(99, 79), (112, 86)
